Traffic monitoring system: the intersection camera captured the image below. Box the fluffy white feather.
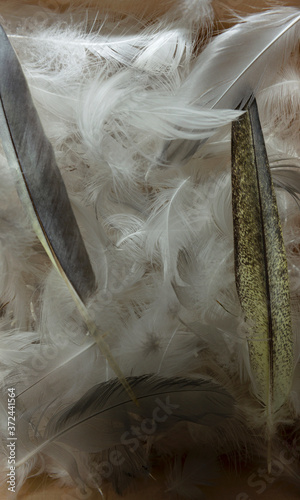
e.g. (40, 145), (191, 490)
(0, 2), (300, 498)
(161, 7), (300, 165)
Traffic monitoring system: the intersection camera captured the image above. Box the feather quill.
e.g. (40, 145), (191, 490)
(162, 8), (300, 165)
(0, 24), (134, 399)
(231, 98), (293, 465)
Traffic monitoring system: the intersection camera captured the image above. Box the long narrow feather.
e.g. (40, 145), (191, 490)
(162, 8), (300, 165)
(0, 23), (96, 303)
(231, 98), (293, 464)
(0, 24), (134, 400)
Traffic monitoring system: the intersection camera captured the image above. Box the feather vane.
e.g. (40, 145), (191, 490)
(231, 99), (293, 434)
(16, 375), (234, 466)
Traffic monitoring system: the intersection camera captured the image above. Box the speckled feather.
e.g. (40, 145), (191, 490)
(232, 99), (293, 418)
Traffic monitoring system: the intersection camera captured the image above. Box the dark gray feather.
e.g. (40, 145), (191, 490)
(0, 24), (96, 302)
(43, 375), (234, 453)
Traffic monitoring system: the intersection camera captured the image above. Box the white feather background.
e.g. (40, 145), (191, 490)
(0, 1), (300, 499)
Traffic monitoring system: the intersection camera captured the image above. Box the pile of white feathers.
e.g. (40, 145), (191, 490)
(0, 0), (300, 498)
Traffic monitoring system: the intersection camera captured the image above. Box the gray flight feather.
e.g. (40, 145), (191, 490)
(0, 24), (96, 302)
(0, 24), (135, 399)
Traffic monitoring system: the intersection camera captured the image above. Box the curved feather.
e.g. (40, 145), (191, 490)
(16, 375), (234, 467)
(8, 25), (192, 74)
(162, 8), (300, 165)
(272, 165), (300, 201)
